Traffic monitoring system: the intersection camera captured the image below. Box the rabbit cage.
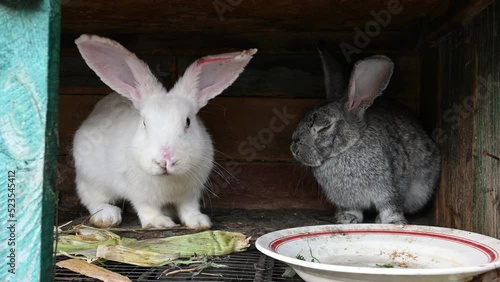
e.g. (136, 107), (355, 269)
(3, 0), (499, 281)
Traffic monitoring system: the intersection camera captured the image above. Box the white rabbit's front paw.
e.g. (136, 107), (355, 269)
(183, 213), (211, 229)
(141, 215), (177, 229)
(90, 204), (122, 228)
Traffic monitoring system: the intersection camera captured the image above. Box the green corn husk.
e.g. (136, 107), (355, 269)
(123, 230), (251, 258)
(96, 230), (250, 266)
(282, 266), (298, 278)
(96, 245), (180, 267)
(55, 225), (136, 254)
(57, 249), (101, 263)
(55, 225), (250, 267)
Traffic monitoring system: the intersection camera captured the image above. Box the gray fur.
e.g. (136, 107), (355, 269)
(290, 52), (441, 224)
(318, 41), (346, 101)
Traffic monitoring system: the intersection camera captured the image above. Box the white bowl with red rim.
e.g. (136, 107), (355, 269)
(255, 224), (500, 282)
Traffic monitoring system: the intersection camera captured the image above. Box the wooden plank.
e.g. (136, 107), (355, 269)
(59, 55), (178, 93)
(56, 156), (333, 211)
(0, 0), (60, 281)
(205, 162), (333, 210)
(60, 0), (442, 34)
(177, 54), (420, 101)
(59, 53), (421, 104)
(435, 29), (476, 233)
(435, 1), (499, 239)
(58, 94), (420, 160)
(60, 94), (301, 160)
(58, 95), (320, 160)
(60, 31), (418, 56)
(419, 0), (493, 46)
(59, 54), (325, 97)
(472, 2), (500, 238)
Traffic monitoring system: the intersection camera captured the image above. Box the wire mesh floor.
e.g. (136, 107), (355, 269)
(53, 209), (438, 281)
(54, 249), (304, 282)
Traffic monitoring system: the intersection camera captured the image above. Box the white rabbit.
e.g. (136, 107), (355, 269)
(73, 34), (256, 229)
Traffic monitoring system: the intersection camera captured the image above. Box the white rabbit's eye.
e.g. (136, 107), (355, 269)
(186, 117), (191, 129)
(143, 120), (146, 128)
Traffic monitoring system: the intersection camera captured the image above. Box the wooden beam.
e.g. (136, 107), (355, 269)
(58, 95), (321, 160)
(0, 0), (60, 281)
(59, 53), (419, 97)
(60, 31), (419, 56)
(60, 0), (442, 34)
(58, 92), (420, 160)
(418, 0), (493, 47)
(56, 156), (333, 212)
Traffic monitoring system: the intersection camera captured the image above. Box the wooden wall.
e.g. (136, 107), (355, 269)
(433, 1), (500, 239)
(57, 48), (421, 215)
(56, 0), (441, 216)
(55, 0), (500, 245)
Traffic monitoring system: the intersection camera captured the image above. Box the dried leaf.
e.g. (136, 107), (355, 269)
(56, 259), (131, 282)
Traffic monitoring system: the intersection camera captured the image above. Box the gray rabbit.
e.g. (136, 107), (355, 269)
(290, 43), (441, 224)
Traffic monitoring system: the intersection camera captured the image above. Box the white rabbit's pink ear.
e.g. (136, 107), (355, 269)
(177, 49), (257, 109)
(346, 56), (394, 120)
(75, 34), (161, 109)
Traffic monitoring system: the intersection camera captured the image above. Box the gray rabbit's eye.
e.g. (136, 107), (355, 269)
(316, 124), (332, 133)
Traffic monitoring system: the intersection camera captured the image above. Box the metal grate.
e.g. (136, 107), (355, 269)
(54, 249), (304, 282)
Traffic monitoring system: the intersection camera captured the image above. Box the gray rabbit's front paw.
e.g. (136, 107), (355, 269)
(335, 210), (363, 224)
(375, 210), (407, 225)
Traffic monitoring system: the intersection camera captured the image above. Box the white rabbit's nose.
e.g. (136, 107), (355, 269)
(157, 159), (178, 170)
(159, 147), (177, 168)
(158, 160), (167, 168)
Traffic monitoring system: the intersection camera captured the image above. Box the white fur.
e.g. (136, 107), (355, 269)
(74, 93), (214, 228)
(73, 34), (256, 228)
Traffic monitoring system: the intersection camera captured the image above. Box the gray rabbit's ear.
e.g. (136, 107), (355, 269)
(317, 41), (346, 101)
(345, 55), (394, 120)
